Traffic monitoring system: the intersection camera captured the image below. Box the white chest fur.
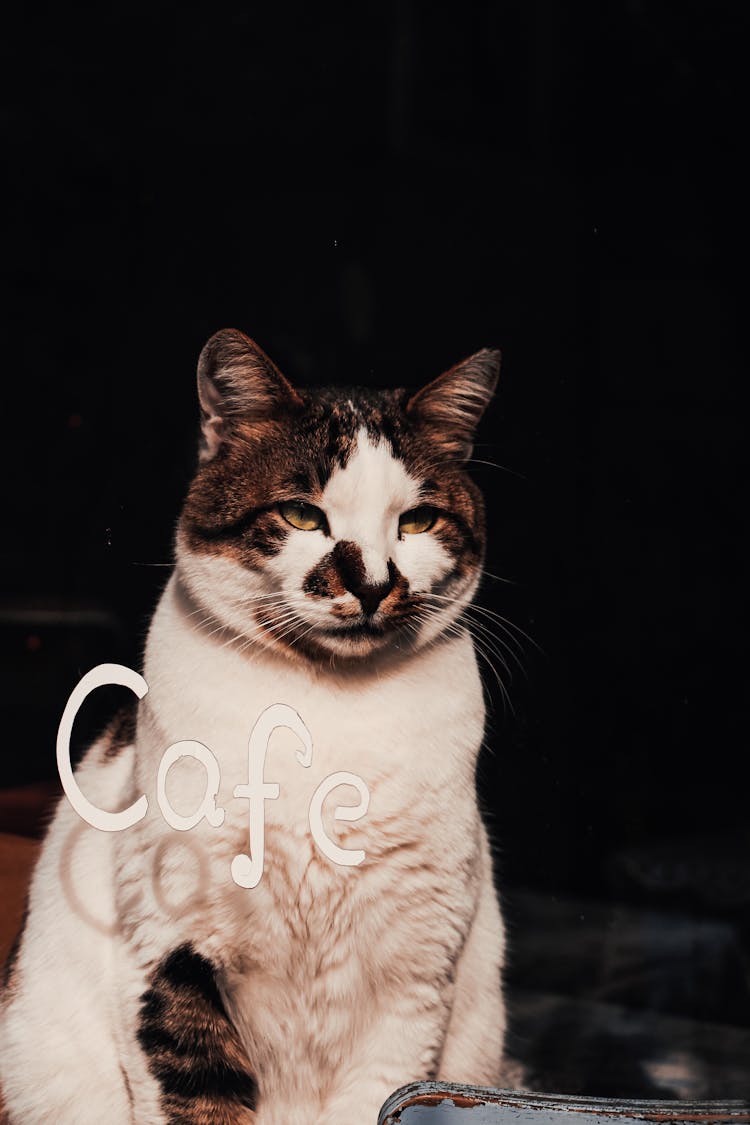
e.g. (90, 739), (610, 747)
(139, 574), (485, 834)
(119, 574), (489, 1090)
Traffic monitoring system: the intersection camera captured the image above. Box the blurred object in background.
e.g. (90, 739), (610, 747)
(0, 598), (127, 786)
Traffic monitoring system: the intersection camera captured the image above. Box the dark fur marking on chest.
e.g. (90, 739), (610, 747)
(1, 901), (29, 991)
(101, 701), (138, 761)
(138, 944), (258, 1122)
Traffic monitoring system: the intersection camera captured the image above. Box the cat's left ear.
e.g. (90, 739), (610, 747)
(406, 348), (500, 460)
(197, 328), (303, 461)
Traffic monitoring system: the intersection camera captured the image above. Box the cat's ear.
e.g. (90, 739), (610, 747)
(406, 348), (500, 460)
(197, 328), (303, 461)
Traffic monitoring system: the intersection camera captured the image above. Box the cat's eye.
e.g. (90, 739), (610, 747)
(279, 500), (326, 532)
(399, 506), (438, 535)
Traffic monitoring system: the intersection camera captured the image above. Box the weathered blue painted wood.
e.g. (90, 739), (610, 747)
(378, 1083), (750, 1125)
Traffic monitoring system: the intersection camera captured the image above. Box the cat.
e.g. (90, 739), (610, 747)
(0, 328), (519, 1124)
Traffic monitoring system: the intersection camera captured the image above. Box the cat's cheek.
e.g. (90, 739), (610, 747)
(268, 532), (329, 586)
(267, 540), (342, 625)
(394, 535), (455, 592)
(177, 546), (260, 618)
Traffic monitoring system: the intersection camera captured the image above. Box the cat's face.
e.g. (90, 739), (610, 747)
(177, 330), (499, 664)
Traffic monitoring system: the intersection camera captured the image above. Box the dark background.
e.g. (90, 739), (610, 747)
(2, 1), (749, 1094)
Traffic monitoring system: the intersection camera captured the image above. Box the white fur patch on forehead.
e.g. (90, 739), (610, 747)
(323, 429), (419, 520)
(322, 429), (420, 583)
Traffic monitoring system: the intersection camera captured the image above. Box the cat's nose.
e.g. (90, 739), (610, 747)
(333, 542), (396, 615)
(355, 571), (395, 616)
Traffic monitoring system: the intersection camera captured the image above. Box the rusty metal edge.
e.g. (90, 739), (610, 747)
(377, 1083), (750, 1124)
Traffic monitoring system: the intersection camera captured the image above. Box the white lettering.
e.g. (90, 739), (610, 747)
(156, 741), (225, 832)
(309, 772), (370, 867)
(57, 664), (148, 832)
(231, 703), (313, 889)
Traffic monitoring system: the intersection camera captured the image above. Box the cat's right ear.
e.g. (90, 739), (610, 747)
(406, 348), (501, 461)
(197, 328), (303, 462)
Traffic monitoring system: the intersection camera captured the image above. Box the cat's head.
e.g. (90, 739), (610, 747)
(176, 329), (499, 664)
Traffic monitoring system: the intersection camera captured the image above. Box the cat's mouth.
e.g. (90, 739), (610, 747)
(253, 598), (420, 660)
(308, 614), (400, 655)
(252, 602), (399, 658)
(320, 620), (388, 641)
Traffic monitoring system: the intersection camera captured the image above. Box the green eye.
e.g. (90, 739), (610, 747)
(399, 506), (437, 535)
(279, 500), (326, 532)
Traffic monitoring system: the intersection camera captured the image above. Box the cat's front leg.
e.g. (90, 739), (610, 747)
(118, 940), (258, 1125)
(438, 836), (520, 1089)
(310, 999), (454, 1125)
(112, 820), (259, 1124)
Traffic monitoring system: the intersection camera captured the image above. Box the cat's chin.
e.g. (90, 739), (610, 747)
(304, 622), (394, 659)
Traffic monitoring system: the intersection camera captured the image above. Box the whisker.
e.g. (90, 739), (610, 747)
(460, 608), (529, 670)
(485, 611), (544, 655)
(458, 617), (518, 680)
(443, 618), (514, 718)
(463, 458), (526, 480)
(478, 567), (517, 587)
(422, 593), (528, 668)
(428, 593), (541, 656)
(415, 603), (515, 716)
